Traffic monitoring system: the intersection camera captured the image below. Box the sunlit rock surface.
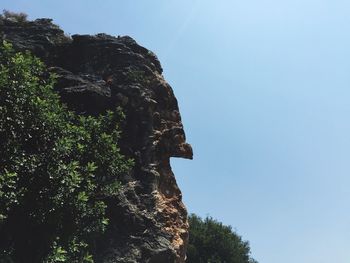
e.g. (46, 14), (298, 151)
(1, 17), (192, 263)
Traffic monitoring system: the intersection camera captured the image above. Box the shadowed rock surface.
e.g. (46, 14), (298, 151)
(1, 17), (192, 263)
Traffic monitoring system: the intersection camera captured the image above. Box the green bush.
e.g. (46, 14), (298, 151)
(187, 214), (258, 263)
(0, 41), (133, 262)
(1, 10), (28, 23)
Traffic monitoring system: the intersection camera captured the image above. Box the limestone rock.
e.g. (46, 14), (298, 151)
(1, 17), (192, 263)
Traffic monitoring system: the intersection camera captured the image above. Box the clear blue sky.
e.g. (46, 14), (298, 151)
(3, 1), (350, 262)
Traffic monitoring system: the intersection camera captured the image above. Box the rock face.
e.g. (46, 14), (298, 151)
(0, 17), (192, 263)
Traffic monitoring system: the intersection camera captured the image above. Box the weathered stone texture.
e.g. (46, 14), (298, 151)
(1, 17), (192, 263)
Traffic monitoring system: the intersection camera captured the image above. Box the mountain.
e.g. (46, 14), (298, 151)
(1, 15), (192, 263)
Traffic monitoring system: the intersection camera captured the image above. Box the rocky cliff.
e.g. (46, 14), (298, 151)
(0, 17), (192, 263)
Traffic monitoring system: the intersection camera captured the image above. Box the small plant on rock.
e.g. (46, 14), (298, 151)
(1, 10), (28, 23)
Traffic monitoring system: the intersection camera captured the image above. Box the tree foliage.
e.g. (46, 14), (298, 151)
(1, 10), (28, 23)
(187, 214), (258, 263)
(0, 41), (133, 262)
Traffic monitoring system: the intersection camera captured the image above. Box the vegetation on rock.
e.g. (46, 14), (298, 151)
(187, 214), (258, 263)
(0, 10), (28, 23)
(0, 41), (133, 262)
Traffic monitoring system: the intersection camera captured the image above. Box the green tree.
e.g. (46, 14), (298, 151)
(187, 214), (258, 263)
(0, 41), (133, 262)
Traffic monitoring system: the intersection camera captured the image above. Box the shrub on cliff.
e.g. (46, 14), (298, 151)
(187, 214), (258, 263)
(0, 41), (133, 262)
(1, 10), (28, 23)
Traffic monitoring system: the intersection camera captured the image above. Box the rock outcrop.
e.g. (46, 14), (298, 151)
(0, 17), (192, 263)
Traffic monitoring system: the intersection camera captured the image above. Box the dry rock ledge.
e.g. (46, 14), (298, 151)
(0, 17), (193, 263)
